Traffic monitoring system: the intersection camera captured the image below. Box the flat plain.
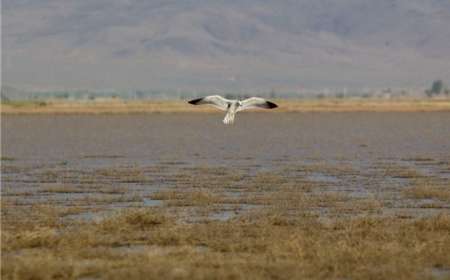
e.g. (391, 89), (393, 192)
(2, 99), (450, 114)
(1, 110), (450, 279)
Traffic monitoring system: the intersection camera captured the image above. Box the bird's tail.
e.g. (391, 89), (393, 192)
(223, 110), (236, 124)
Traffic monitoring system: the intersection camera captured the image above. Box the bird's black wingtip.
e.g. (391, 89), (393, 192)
(266, 101), (278, 109)
(188, 98), (203, 105)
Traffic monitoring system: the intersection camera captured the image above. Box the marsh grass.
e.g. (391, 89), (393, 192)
(404, 184), (450, 202)
(383, 166), (425, 179)
(1, 156), (16, 161)
(150, 190), (222, 207)
(40, 184), (87, 194)
(40, 183), (128, 195)
(2, 206), (449, 280)
(2, 163), (450, 279)
(94, 168), (152, 184)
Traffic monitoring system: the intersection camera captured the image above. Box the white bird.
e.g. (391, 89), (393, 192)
(188, 95), (278, 124)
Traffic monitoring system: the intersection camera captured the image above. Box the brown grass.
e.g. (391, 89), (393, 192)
(2, 98), (450, 114)
(382, 165), (425, 179)
(150, 190), (221, 207)
(404, 184), (450, 202)
(2, 206), (449, 280)
(2, 163), (450, 279)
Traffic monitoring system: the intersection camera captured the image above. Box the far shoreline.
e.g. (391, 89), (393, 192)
(1, 98), (450, 114)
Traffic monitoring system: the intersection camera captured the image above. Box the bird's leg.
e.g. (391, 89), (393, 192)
(223, 109), (236, 124)
(223, 112), (230, 124)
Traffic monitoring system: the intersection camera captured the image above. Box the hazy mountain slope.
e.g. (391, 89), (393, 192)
(3, 0), (450, 91)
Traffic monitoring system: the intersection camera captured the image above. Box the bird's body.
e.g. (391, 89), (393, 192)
(188, 95), (278, 124)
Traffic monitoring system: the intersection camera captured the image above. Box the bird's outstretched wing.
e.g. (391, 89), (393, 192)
(188, 95), (231, 111)
(238, 97), (278, 111)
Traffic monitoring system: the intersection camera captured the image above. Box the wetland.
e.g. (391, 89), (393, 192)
(1, 112), (450, 279)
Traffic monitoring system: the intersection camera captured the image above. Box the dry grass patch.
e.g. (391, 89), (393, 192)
(1, 156), (16, 161)
(404, 184), (450, 202)
(3, 161), (450, 279)
(95, 168), (152, 183)
(40, 184), (85, 193)
(297, 162), (357, 176)
(150, 190), (222, 207)
(2, 206), (450, 280)
(2, 99), (450, 114)
(383, 166), (425, 179)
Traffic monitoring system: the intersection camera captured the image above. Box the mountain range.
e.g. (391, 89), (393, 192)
(3, 0), (450, 92)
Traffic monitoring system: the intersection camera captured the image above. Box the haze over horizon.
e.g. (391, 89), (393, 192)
(3, 0), (450, 93)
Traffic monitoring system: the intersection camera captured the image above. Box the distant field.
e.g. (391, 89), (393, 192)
(1, 98), (450, 114)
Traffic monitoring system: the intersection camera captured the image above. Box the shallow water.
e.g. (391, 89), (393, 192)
(3, 112), (450, 166)
(2, 113), (450, 220)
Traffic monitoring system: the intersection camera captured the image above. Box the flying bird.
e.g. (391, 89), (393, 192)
(188, 95), (278, 124)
